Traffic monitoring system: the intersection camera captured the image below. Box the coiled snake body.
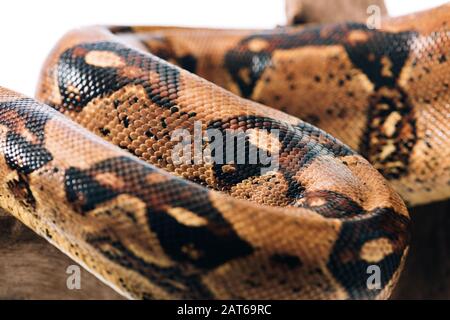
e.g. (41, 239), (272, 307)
(0, 4), (449, 299)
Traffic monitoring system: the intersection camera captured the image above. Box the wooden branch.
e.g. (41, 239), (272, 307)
(286, 0), (387, 25)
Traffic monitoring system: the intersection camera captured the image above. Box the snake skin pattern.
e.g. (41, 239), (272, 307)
(0, 4), (448, 300)
(125, 5), (450, 206)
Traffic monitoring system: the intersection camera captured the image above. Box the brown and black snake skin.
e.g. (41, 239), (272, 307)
(0, 3), (449, 300)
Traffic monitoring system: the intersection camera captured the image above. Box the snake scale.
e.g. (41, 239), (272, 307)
(0, 3), (449, 300)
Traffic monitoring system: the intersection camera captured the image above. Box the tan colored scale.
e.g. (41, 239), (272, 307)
(0, 88), (406, 299)
(76, 4), (450, 206)
(4, 2), (449, 301)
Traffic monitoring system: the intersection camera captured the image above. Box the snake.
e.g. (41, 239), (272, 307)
(0, 3), (448, 300)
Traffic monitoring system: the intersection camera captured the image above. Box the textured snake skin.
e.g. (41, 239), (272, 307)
(0, 4), (448, 300)
(117, 5), (450, 206)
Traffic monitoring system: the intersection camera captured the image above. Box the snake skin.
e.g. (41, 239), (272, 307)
(0, 4), (448, 300)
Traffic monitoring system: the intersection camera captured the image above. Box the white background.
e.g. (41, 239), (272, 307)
(0, 0), (447, 96)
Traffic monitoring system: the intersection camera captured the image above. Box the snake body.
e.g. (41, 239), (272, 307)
(127, 5), (450, 206)
(0, 4), (449, 299)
